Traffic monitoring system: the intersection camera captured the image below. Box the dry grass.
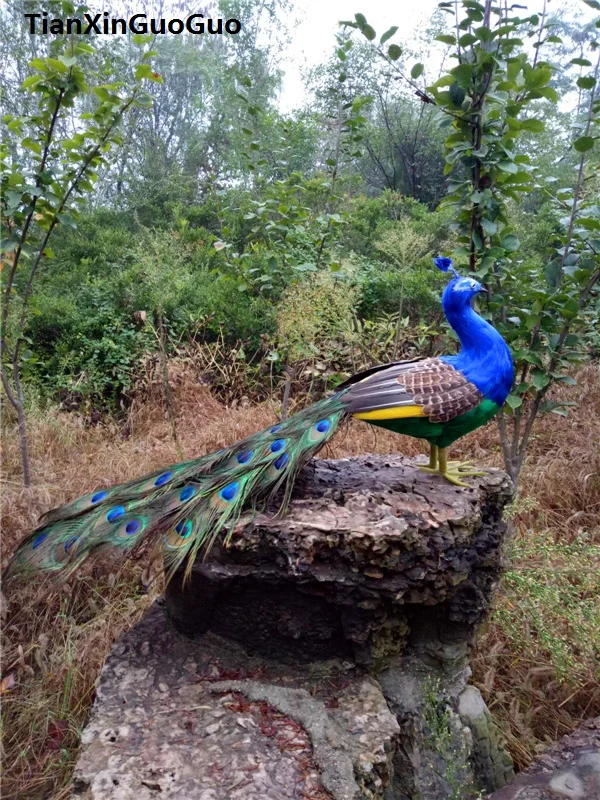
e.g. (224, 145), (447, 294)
(1, 363), (599, 797)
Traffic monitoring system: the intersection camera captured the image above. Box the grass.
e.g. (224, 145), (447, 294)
(1, 362), (599, 797)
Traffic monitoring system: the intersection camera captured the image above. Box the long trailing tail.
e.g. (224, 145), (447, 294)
(3, 394), (349, 586)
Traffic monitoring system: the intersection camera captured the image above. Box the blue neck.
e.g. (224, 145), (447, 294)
(441, 303), (514, 406)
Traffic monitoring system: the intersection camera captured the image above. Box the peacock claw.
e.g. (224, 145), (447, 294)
(447, 460), (486, 476)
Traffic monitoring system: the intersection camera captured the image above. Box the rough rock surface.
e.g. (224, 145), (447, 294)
(74, 456), (516, 800)
(166, 455), (513, 666)
(488, 718), (600, 800)
(74, 603), (400, 800)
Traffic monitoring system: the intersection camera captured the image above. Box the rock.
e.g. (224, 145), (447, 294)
(458, 686), (515, 792)
(73, 604), (399, 800)
(166, 455), (513, 668)
(74, 456), (515, 799)
(488, 718), (600, 800)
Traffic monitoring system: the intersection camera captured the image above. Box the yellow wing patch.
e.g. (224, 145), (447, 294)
(353, 404), (426, 421)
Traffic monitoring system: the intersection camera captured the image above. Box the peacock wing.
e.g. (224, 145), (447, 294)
(341, 357), (483, 423)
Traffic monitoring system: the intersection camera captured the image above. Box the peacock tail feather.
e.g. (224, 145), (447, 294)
(3, 394), (348, 585)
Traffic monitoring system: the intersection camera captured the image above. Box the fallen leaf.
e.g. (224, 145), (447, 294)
(0, 673), (16, 694)
(47, 719), (68, 751)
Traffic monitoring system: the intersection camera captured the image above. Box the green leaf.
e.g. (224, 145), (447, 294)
(75, 42), (95, 55)
(537, 86), (559, 102)
(500, 234), (520, 252)
(449, 82), (466, 107)
(29, 58), (48, 71)
(380, 26), (398, 44)
(481, 218), (497, 235)
(498, 161), (518, 173)
(526, 66), (552, 88)
(505, 394), (523, 409)
(388, 44), (402, 61)
(531, 370), (550, 390)
(577, 76), (597, 90)
(560, 298), (579, 319)
(22, 137), (42, 155)
(56, 213), (77, 228)
(4, 190), (22, 208)
(411, 63), (424, 79)
(132, 33), (153, 45)
(458, 33), (477, 47)
(135, 64), (153, 81)
(573, 136), (594, 152)
(435, 34), (456, 45)
(451, 64), (473, 87)
(556, 375), (577, 386)
(46, 58), (68, 74)
(520, 118), (545, 133)
(570, 58), (592, 67)
(544, 259), (562, 287)
(475, 25), (493, 42)
(354, 13), (367, 26)
(362, 24), (376, 41)
(21, 75), (43, 90)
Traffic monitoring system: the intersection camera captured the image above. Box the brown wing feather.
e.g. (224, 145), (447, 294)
(341, 358), (482, 424)
(400, 359), (482, 423)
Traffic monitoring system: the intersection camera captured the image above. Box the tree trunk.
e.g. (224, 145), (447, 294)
(280, 363), (296, 421)
(15, 398), (31, 487)
(1, 360), (32, 486)
(155, 310), (181, 458)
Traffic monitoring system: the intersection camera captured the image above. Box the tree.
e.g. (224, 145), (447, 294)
(349, 0), (600, 490)
(1, 3), (159, 484)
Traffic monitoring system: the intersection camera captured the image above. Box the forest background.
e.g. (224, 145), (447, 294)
(1, 0), (599, 797)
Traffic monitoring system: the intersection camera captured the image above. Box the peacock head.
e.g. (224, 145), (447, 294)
(433, 257), (486, 314)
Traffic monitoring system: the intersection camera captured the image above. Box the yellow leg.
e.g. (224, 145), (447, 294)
(428, 444), (438, 469)
(419, 444), (438, 474)
(419, 445), (486, 487)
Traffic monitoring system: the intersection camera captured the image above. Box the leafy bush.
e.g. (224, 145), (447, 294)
(357, 259), (443, 321)
(26, 285), (151, 412)
(275, 271), (358, 361)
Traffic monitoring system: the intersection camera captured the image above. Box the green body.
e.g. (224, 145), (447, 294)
(364, 398), (500, 449)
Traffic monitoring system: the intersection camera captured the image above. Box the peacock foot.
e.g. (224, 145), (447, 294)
(419, 448), (486, 487)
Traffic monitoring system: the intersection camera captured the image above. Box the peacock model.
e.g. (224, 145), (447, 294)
(3, 257), (514, 584)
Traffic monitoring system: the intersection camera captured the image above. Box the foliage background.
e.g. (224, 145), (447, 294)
(1, 0), (599, 797)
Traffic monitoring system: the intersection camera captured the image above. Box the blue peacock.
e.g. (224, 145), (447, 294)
(4, 258), (513, 584)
